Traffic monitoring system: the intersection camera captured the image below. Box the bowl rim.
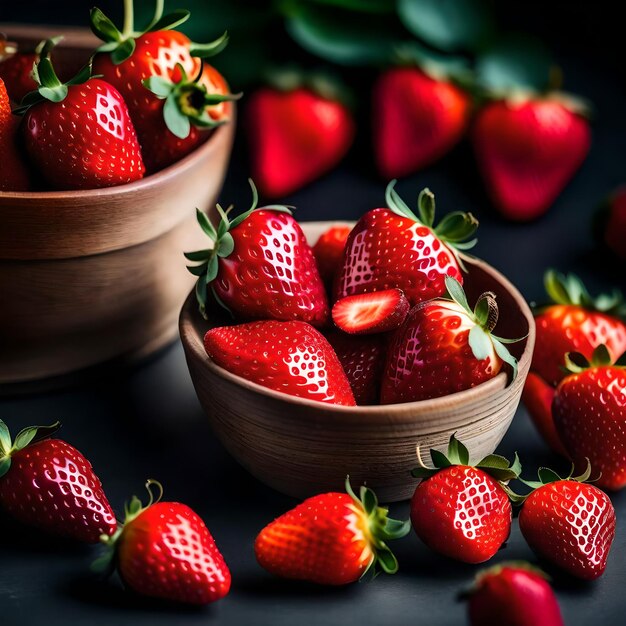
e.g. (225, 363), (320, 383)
(179, 241), (536, 417)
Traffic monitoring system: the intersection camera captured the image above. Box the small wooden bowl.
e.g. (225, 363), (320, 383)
(180, 221), (535, 502)
(0, 25), (235, 386)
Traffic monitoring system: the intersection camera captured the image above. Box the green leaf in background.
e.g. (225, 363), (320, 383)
(475, 35), (553, 94)
(285, 2), (402, 66)
(397, 0), (495, 53)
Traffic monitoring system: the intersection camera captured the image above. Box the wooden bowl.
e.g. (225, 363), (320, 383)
(180, 221), (536, 502)
(0, 25), (235, 385)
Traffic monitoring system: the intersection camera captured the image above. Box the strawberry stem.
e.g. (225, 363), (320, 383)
(122, 0), (134, 38)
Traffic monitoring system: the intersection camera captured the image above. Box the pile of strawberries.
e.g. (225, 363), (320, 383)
(245, 64), (590, 222)
(0, 418), (615, 625)
(0, 1), (234, 192)
(188, 179), (522, 407)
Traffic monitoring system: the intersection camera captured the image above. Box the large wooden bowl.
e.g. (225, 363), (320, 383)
(180, 221), (535, 502)
(0, 25), (235, 385)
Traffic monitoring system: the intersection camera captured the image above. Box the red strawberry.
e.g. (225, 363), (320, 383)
(532, 270), (626, 386)
(97, 481), (230, 605)
(0, 36), (39, 102)
(373, 66), (471, 178)
(0, 77), (31, 191)
(465, 563), (564, 626)
(521, 372), (568, 456)
(246, 81), (355, 197)
(473, 97), (591, 221)
(312, 224), (352, 286)
(326, 332), (386, 405)
(255, 478), (409, 585)
(185, 183), (329, 325)
(91, 4), (232, 173)
(552, 346), (626, 490)
(204, 320), (356, 406)
(516, 464), (616, 580)
(0, 420), (116, 543)
(335, 181), (478, 307)
(410, 435), (519, 563)
(332, 289), (409, 335)
(15, 40), (144, 190)
(599, 187), (626, 261)
(381, 277), (520, 403)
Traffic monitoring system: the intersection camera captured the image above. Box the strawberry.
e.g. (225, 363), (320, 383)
(255, 478), (409, 585)
(373, 66), (471, 178)
(522, 372), (568, 456)
(597, 186), (626, 261)
(326, 332), (386, 405)
(204, 320), (356, 406)
(410, 435), (519, 564)
(381, 277), (520, 403)
(0, 77), (31, 191)
(0, 36), (39, 102)
(335, 181), (478, 307)
(312, 224), (352, 286)
(464, 562), (564, 626)
(0, 420), (116, 543)
(246, 77), (355, 197)
(332, 288), (409, 335)
(96, 481), (230, 605)
(91, 2), (233, 172)
(552, 345), (626, 490)
(185, 182), (329, 325)
(515, 464), (616, 580)
(15, 39), (144, 190)
(473, 96), (591, 221)
(532, 270), (626, 386)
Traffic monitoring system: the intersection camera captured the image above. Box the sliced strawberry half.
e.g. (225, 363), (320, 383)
(332, 289), (410, 335)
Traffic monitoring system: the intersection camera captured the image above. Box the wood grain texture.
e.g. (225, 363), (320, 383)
(180, 221), (536, 502)
(0, 27), (235, 383)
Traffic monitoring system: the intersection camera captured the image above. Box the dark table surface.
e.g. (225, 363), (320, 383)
(2, 4), (626, 624)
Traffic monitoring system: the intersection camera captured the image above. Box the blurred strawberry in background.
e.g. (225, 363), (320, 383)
(596, 186), (626, 261)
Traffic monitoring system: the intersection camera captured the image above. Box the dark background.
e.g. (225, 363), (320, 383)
(1, 1), (625, 625)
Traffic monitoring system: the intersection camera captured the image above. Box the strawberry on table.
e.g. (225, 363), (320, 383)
(515, 463), (616, 580)
(373, 66), (471, 179)
(96, 481), (230, 605)
(552, 345), (626, 490)
(531, 270), (626, 387)
(255, 478), (409, 585)
(410, 434), (519, 564)
(246, 72), (355, 198)
(185, 181), (329, 325)
(91, 0), (234, 172)
(204, 320), (355, 406)
(521, 372), (568, 457)
(0, 420), (116, 543)
(0, 77), (31, 191)
(464, 562), (564, 626)
(312, 224), (352, 287)
(332, 288), (410, 335)
(14, 39), (145, 190)
(326, 332), (386, 405)
(335, 181), (478, 307)
(473, 95), (591, 221)
(381, 276), (521, 404)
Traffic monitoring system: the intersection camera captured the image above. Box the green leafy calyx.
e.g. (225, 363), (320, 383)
(12, 38), (92, 114)
(143, 60), (239, 139)
(345, 477), (410, 580)
(385, 180), (478, 271)
(90, 0), (228, 65)
(445, 276), (523, 381)
(543, 269), (625, 318)
(184, 179), (292, 318)
(0, 419), (61, 479)
(411, 433), (522, 483)
(562, 343), (623, 376)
